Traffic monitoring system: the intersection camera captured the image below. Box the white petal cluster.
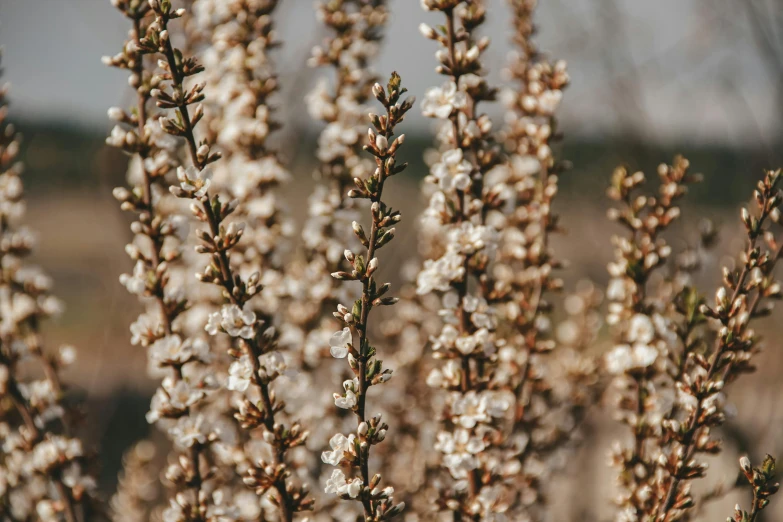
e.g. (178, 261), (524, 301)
(422, 81), (468, 119)
(333, 379), (359, 410)
(227, 356), (254, 392)
(321, 433), (356, 466)
(324, 469), (363, 498)
(432, 148), (472, 191)
(435, 429), (487, 479)
(176, 165), (213, 198)
(206, 304), (257, 339)
(0, 83), (100, 517)
(149, 335), (211, 367)
(329, 327), (352, 358)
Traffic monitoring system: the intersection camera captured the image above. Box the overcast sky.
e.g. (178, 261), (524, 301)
(0, 0), (780, 146)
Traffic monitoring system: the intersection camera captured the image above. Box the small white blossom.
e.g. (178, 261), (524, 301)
(321, 433), (356, 466)
(119, 260), (148, 296)
(227, 356), (253, 392)
(417, 250), (465, 295)
(324, 469), (363, 498)
(432, 149), (472, 191)
(435, 429), (486, 479)
(605, 343), (658, 374)
(206, 304), (256, 339)
(169, 414), (209, 448)
(334, 379), (358, 409)
(422, 81), (467, 119)
(176, 165), (213, 198)
(627, 314), (655, 344)
(329, 327), (352, 358)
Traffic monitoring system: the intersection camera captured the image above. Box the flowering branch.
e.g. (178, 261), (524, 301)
(105, 2), (216, 520)
(321, 72), (411, 521)
(604, 156), (702, 518)
(418, 1), (512, 518)
(0, 54), (99, 522)
(137, 1), (312, 519)
(655, 169), (783, 520)
(196, 0), (293, 295)
(489, 1), (598, 516)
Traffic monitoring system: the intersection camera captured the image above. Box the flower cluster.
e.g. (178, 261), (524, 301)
(0, 58), (99, 522)
(490, 2), (599, 517)
(78, 0), (783, 521)
(602, 158), (783, 522)
(604, 156), (703, 519)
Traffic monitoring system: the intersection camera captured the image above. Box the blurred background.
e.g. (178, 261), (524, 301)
(1, 0), (783, 517)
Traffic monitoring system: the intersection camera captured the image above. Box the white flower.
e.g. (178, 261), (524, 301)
(334, 379), (358, 409)
(417, 250), (465, 295)
(324, 469), (363, 498)
(206, 311), (221, 336)
(538, 89), (563, 115)
(36, 500), (57, 521)
(169, 414), (209, 448)
(632, 344), (659, 368)
(426, 360), (461, 388)
(510, 154), (542, 179)
(165, 379), (203, 410)
(177, 165), (213, 197)
(321, 433), (355, 466)
(206, 304), (256, 339)
(206, 490), (240, 521)
(119, 260), (148, 296)
(129, 312), (159, 346)
(61, 462), (96, 492)
(329, 328), (352, 358)
(259, 351), (293, 380)
(435, 429), (485, 479)
(227, 356), (253, 392)
(432, 149), (472, 191)
(334, 389), (357, 410)
(606, 277), (627, 301)
(627, 314), (655, 344)
(605, 345), (632, 374)
(105, 125), (127, 147)
(149, 335), (190, 366)
(451, 390), (489, 428)
(422, 81), (467, 119)
(605, 343), (658, 374)
(162, 500), (184, 522)
(447, 222), (498, 255)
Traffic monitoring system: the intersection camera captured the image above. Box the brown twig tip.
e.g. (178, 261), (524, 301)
(731, 455), (780, 522)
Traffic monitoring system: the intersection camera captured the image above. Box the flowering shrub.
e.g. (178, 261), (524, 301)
(1, 0), (782, 521)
